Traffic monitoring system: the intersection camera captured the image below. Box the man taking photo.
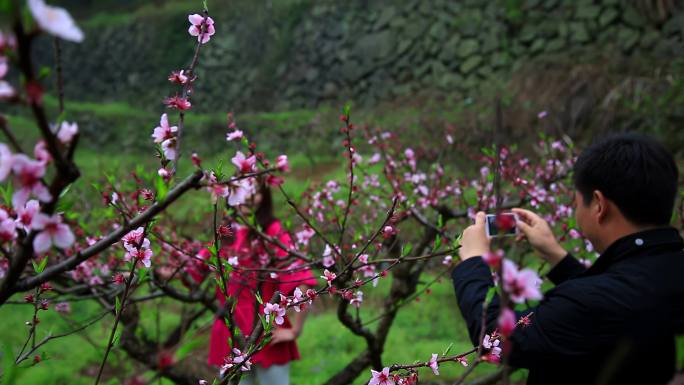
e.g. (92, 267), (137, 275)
(452, 133), (683, 385)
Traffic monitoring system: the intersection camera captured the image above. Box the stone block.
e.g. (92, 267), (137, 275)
(439, 34), (461, 61)
(460, 55), (483, 74)
(530, 38), (546, 53)
(374, 7), (397, 31)
(622, 6), (646, 29)
(599, 7), (619, 28)
(569, 22), (590, 43)
(575, 5), (601, 20)
(457, 38), (479, 58)
(617, 26), (640, 52)
(545, 38), (566, 52)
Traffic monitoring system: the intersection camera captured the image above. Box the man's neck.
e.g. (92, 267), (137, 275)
(595, 220), (657, 254)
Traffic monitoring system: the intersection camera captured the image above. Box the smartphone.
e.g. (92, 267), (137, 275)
(485, 213), (518, 237)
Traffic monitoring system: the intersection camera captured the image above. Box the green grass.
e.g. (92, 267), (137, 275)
(0, 273), (510, 385)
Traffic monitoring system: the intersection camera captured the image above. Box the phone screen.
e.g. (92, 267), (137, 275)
(486, 213), (518, 237)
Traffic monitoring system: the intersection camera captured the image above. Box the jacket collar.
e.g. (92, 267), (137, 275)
(584, 227), (684, 276)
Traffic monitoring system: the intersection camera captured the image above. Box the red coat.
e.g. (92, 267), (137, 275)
(207, 221), (318, 368)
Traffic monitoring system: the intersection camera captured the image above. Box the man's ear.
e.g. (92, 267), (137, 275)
(593, 190), (608, 223)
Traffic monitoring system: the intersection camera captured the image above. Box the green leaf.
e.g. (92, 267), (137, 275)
(58, 184), (72, 199)
(155, 174), (169, 200)
(484, 286), (497, 307)
(115, 297), (121, 314)
(32, 257), (47, 274)
(442, 342), (453, 356)
(437, 214), (444, 228)
(255, 292), (263, 305)
(215, 277), (225, 293)
(37, 256), (48, 273)
(0, 184), (13, 205)
(214, 159), (225, 180)
(37, 66), (51, 80)
(137, 267), (148, 283)
(112, 327), (122, 346)
(342, 103), (352, 118)
(432, 237), (442, 252)
(401, 243), (413, 257)
(481, 146), (495, 158)
(175, 339), (204, 361)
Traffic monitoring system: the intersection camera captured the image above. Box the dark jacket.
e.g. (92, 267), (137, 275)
(451, 227), (684, 385)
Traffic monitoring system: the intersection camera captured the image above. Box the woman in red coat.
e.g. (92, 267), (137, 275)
(208, 181), (317, 385)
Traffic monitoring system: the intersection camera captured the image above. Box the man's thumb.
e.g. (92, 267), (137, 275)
(474, 211), (486, 226)
(516, 219), (532, 234)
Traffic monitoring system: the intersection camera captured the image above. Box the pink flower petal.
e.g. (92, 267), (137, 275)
(33, 231), (52, 254)
(188, 14), (204, 25)
(52, 223), (75, 249)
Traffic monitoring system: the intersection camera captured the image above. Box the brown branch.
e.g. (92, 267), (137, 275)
(94, 258), (138, 385)
(53, 38), (64, 114)
(0, 115), (26, 154)
(388, 347), (477, 372)
(337, 112), (355, 247)
(15, 309), (110, 365)
(172, 8), (208, 173)
(2, 170), (203, 303)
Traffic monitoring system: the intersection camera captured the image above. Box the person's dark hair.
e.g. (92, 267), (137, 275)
(253, 181), (276, 232)
(573, 133), (679, 226)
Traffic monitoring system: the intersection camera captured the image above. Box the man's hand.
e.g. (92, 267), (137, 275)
(512, 208), (567, 266)
(459, 211), (491, 261)
(270, 328), (297, 345)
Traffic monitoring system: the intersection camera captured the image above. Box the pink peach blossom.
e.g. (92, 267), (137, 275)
(28, 0), (84, 42)
(31, 213), (74, 254)
(55, 121), (78, 143)
(124, 237), (153, 268)
(0, 143), (12, 181)
(226, 130), (243, 142)
(168, 70), (188, 84)
(11, 154), (51, 208)
(276, 155), (289, 171)
(0, 80), (13, 99)
(429, 353), (439, 375)
(502, 259), (542, 304)
(15, 199), (40, 231)
(349, 290), (363, 308)
(498, 307), (516, 337)
(231, 151), (256, 173)
(33, 141), (50, 164)
(122, 227), (145, 248)
(55, 302), (71, 314)
(482, 249), (503, 268)
(163, 96), (191, 110)
(0, 209), (17, 243)
(264, 302), (285, 325)
(482, 334), (501, 358)
(161, 138), (177, 160)
(151, 114), (178, 143)
(369, 367), (394, 385)
(321, 269), (336, 287)
(226, 178), (255, 207)
(188, 14), (215, 44)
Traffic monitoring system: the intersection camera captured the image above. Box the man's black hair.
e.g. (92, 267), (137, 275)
(573, 133), (679, 226)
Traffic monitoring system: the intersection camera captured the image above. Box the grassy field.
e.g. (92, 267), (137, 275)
(0, 271), (524, 385)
